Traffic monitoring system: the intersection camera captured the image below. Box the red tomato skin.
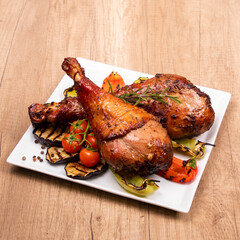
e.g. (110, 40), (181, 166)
(86, 134), (98, 150)
(70, 120), (88, 134)
(62, 134), (82, 153)
(79, 148), (100, 167)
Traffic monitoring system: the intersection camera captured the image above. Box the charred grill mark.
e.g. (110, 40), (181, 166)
(180, 178), (186, 183)
(65, 160), (108, 179)
(55, 147), (63, 160)
(75, 168), (88, 174)
(46, 126), (58, 139)
(182, 161), (187, 167)
(53, 125), (68, 141)
(33, 125), (70, 147)
(37, 127), (47, 137)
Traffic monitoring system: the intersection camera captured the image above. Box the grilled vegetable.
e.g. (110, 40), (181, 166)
(174, 138), (195, 151)
(65, 158), (108, 179)
(33, 125), (70, 147)
(69, 120), (88, 134)
(194, 140), (215, 158)
(158, 156), (198, 183)
(46, 146), (79, 164)
(172, 138), (214, 159)
(86, 133), (98, 150)
(111, 168), (159, 197)
(102, 71), (125, 92)
(62, 133), (82, 153)
(63, 86), (77, 98)
(134, 77), (149, 84)
(79, 148), (100, 167)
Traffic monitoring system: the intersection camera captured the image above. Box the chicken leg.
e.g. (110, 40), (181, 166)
(62, 58), (173, 176)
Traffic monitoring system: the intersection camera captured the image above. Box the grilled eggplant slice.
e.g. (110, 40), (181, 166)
(65, 158), (108, 180)
(33, 124), (69, 147)
(46, 146), (79, 164)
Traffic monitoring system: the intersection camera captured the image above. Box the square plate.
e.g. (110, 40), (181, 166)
(7, 57), (231, 213)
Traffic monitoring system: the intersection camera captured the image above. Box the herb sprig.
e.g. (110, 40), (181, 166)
(107, 79), (181, 106)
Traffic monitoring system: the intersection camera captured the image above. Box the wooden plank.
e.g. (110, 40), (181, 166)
(196, 0), (240, 239)
(0, 0), (26, 85)
(0, 0), (239, 239)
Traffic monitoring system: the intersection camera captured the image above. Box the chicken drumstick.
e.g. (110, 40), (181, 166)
(62, 58), (173, 176)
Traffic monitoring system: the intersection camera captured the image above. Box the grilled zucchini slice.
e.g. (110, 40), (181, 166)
(65, 159), (108, 180)
(33, 125), (69, 147)
(46, 146), (79, 164)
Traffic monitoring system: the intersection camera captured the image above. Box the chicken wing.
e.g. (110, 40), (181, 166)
(28, 98), (85, 128)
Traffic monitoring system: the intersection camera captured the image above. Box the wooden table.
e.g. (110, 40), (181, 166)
(0, 1), (239, 239)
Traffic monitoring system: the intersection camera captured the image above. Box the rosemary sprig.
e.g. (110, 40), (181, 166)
(106, 78), (113, 94)
(116, 86), (181, 106)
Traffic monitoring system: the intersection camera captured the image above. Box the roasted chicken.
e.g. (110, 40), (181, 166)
(29, 98), (85, 128)
(61, 57), (173, 176)
(29, 64), (215, 139)
(115, 74), (215, 139)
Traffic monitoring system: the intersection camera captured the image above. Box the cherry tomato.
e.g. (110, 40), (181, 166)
(86, 133), (98, 150)
(158, 156), (198, 183)
(102, 72), (125, 92)
(79, 148), (100, 167)
(62, 133), (82, 153)
(70, 120), (88, 134)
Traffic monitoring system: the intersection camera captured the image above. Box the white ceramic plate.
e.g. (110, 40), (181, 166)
(7, 57), (231, 213)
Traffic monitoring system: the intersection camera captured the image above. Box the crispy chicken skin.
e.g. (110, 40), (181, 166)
(29, 65), (215, 140)
(114, 74), (215, 139)
(28, 98), (85, 128)
(62, 58), (158, 141)
(62, 57), (173, 175)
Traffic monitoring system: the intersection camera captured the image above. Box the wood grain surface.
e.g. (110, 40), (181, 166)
(0, 0), (239, 239)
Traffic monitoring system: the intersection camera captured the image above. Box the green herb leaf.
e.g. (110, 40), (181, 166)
(113, 84), (181, 106)
(106, 78), (113, 94)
